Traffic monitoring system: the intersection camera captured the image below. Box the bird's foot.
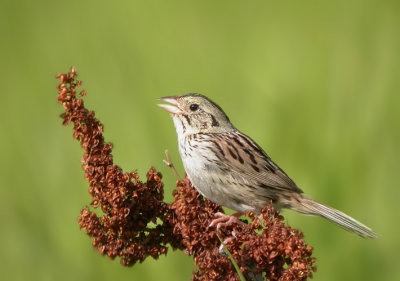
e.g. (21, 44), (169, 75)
(209, 212), (243, 232)
(218, 231), (238, 256)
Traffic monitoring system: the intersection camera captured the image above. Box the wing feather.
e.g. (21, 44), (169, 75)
(215, 131), (303, 194)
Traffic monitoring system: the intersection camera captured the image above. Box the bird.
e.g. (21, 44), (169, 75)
(158, 93), (377, 238)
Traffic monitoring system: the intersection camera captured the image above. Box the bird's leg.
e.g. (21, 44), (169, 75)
(209, 212), (244, 231)
(218, 231), (238, 256)
(162, 149), (181, 181)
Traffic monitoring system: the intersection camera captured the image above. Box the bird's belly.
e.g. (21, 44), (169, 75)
(180, 149), (257, 213)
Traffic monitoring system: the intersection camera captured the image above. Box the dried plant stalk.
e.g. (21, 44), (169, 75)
(56, 67), (316, 280)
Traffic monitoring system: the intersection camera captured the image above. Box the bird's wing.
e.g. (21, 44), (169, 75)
(212, 131), (303, 194)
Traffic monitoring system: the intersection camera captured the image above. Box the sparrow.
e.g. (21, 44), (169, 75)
(158, 93), (377, 238)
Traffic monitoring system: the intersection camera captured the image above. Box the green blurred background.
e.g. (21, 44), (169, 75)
(1, 0), (399, 280)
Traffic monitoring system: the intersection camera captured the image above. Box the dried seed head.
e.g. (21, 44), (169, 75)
(57, 67), (316, 279)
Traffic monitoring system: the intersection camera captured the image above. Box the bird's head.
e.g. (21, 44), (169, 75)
(158, 94), (235, 136)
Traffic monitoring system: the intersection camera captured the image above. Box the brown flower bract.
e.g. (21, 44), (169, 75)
(57, 67), (316, 280)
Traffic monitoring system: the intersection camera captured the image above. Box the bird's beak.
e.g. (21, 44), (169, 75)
(157, 96), (183, 115)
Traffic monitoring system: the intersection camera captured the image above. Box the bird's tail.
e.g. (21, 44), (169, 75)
(292, 196), (378, 238)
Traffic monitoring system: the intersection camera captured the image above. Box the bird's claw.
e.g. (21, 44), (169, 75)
(209, 212), (243, 231)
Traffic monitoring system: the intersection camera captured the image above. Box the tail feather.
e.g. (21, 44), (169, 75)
(296, 196), (378, 239)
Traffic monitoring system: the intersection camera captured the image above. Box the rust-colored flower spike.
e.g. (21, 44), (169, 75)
(56, 67), (316, 280)
(56, 67), (176, 266)
(167, 178), (316, 281)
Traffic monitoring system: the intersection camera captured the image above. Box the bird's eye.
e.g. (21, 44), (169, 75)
(189, 103), (199, 111)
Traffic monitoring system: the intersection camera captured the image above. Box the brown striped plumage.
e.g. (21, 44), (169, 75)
(158, 94), (377, 238)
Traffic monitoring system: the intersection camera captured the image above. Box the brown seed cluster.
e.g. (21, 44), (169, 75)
(57, 67), (173, 266)
(167, 177), (316, 281)
(56, 67), (316, 280)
